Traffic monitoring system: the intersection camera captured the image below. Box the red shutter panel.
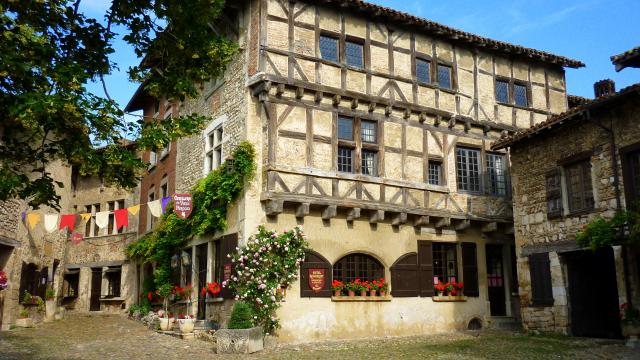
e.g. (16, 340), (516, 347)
(300, 251), (332, 298)
(220, 233), (238, 299)
(417, 240), (435, 297)
(390, 253), (419, 297)
(461, 243), (479, 297)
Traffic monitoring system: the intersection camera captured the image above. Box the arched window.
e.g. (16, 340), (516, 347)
(333, 253), (383, 283)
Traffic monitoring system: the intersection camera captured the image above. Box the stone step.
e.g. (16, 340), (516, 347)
(490, 316), (522, 331)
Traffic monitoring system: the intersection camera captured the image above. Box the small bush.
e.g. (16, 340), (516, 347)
(19, 309), (29, 318)
(45, 286), (55, 300)
(228, 302), (254, 329)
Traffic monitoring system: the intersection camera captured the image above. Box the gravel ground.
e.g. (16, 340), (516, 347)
(0, 313), (638, 359)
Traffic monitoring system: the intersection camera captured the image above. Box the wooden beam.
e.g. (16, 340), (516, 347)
(351, 98), (359, 109)
(481, 221), (498, 233)
(413, 215), (430, 227)
(346, 208), (361, 222)
(295, 203), (310, 218)
(276, 83), (285, 96)
(265, 199), (283, 216)
(295, 86), (304, 99)
(453, 219), (471, 231)
(434, 217), (451, 229)
(369, 210), (385, 224)
(391, 212), (407, 226)
(314, 91), (323, 103)
(322, 205), (337, 220)
(368, 102), (376, 112)
(332, 94), (341, 106)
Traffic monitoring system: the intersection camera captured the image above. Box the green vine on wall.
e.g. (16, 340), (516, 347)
(576, 210), (640, 250)
(126, 141), (255, 290)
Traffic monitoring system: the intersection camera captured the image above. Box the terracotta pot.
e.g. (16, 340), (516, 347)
(370, 290), (377, 297)
(334, 290), (341, 297)
(347, 290), (355, 297)
(360, 290), (367, 297)
(380, 291), (386, 297)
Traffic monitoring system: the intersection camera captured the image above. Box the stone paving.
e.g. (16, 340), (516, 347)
(0, 313), (639, 359)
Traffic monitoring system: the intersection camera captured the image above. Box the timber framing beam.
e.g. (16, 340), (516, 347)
(346, 208), (361, 222)
(369, 210), (385, 224)
(265, 199), (284, 216)
(295, 203), (310, 218)
(481, 221), (498, 233)
(391, 212), (408, 226)
(434, 217), (451, 229)
(322, 205), (337, 220)
(413, 215), (430, 227)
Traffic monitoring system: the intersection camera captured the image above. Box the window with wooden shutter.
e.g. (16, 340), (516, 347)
(623, 148), (640, 210)
(546, 170), (563, 219)
(300, 251), (332, 298)
(565, 160), (594, 213)
(390, 253), (419, 297)
(417, 240), (435, 297)
(333, 253), (383, 283)
(461, 243), (479, 297)
(529, 252), (554, 306)
(217, 233), (238, 299)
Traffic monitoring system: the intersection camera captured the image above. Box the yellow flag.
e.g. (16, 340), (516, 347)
(26, 213), (41, 230)
(80, 213), (91, 222)
(127, 204), (141, 216)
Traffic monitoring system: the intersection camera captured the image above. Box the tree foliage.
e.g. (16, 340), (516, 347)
(576, 210), (640, 250)
(0, 0), (237, 209)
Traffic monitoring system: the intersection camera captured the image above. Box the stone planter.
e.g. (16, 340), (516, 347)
(178, 318), (195, 334)
(159, 317), (174, 331)
(45, 300), (56, 322)
(15, 318), (34, 328)
(215, 326), (264, 354)
(622, 323), (640, 348)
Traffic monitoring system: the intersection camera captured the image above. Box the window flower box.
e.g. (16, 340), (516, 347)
(331, 295), (392, 302)
(432, 295), (467, 302)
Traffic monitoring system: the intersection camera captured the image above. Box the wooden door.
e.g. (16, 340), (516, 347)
(90, 269), (102, 311)
(486, 245), (506, 316)
(196, 243), (208, 320)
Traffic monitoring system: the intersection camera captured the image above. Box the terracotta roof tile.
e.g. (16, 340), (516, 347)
(611, 46), (640, 71)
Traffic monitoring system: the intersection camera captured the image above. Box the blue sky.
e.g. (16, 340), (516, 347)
(84, 0), (640, 110)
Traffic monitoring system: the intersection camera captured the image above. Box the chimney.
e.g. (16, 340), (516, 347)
(594, 79), (616, 98)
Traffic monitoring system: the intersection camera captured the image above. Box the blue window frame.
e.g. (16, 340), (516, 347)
(495, 80), (509, 103)
(416, 59), (431, 84)
(320, 35), (339, 63)
(345, 41), (363, 68)
(437, 64), (452, 89)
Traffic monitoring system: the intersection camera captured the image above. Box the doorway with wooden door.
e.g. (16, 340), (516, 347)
(90, 268), (102, 311)
(486, 244), (506, 316)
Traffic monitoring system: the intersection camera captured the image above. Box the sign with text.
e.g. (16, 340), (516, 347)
(71, 232), (84, 245)
(173, 194), (193, 219)
(308, 268), (326, 293)
(223, 264), (232, 282)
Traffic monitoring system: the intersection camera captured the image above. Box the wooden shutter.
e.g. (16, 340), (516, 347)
(18, 262), (28, 303)
(529, 252), (554, 306)
(390, 253), (419, 297)
(219, 233), (238, 299)
(461, 243), (479, 296)
(417, 240), (435, 297)
(300, 251), (332, 298)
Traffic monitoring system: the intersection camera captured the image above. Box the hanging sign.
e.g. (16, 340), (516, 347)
(173, 194), (193, 219)
(223, 264), (232, 281)
(308, 268), (326, 293)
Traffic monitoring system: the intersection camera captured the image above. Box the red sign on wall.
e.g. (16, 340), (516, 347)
(223, 264), (232, 281)
(71, 232), (83, 245)
(308, 268), (326, 293)
(173, 194), (193, 219)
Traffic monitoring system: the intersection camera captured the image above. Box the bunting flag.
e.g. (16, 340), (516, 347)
(127, 205), (140, 216)
(95, 211), (109, 229)
(59, 214), (77, 232)
(21, 212), (26, 221)
(80, 213), (91, 222)
(161, 196), (172, 214)
(148, 199), (162, 218)
(26, 213), (41, 230)
(114, 209), (129, 230)
(44, 214), (59, 233)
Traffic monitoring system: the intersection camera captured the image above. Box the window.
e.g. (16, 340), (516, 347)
(428, 161), (442, 186)
(495, 79), (509, 103)
(437, 64), (452, 89)
(159, 143), (171, 159)
(565, 160), (594, 213)
(18, 262), (40, 303)
(486, 153), (507, 196)
(514, 83), (528, 107)
(149, 151), (157, 168)
(529, 253), (553, 306)
(337, 116), (353, 140)
(624, 149), (640, 209)
(432, 243), (457, 284)
(319, 35), (339, 63)
(107, 201), (115, 235)
(416, 58), (431, 84)
(147, 190), (155, 231)
(546, 170), (563, 218)
(333, 253), (384, 283)
(361, 150), (377, 176)
(360, 121), (376, 143)
(345, 41), (363, 68)
(456, 148), (481, 192)
(105, 267), (121, 298)
(92, 203), (100, 236)
(160, 177), (169, 199)
(62, 271), (79, 298)
(206, 126), (224, 172)
(337, 147), (353, 173)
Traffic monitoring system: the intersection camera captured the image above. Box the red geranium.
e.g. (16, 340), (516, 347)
(331, 280), (344, 291)
(206, 282), (221, 296)
(147, 291), (153, 301)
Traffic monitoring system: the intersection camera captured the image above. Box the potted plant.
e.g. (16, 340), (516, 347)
(177, 284), (195, 333)
(373, 278), (388, 296)
(157, 283), (174, 331)
(445, 281), (464, 296)
(215, 301), (264, 354)
(0, 270), (8, 291)
(45, 285), (56, 322)
(15, 309), (33, 328)
(331, 280), (344, 297)
(621, 303), (640, 341)
(354, 279), (367, 297)
(434, 283), (446, 296)
(345, 281), (358, 297)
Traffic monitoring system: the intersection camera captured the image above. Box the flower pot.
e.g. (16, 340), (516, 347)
(334, 290), (341, 297)
(369, 290), (377, 297)
(347, 290), (355, 297)
(159, 317), (174, 331)
(359, 290), (367, 297)
(178, 318), (195, 334)
(437, 291), (444, 296)
(380, 291), (386, 297)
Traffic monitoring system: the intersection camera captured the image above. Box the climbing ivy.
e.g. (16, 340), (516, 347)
(127, 141), (255, 290)
(576, 210), (640, 250)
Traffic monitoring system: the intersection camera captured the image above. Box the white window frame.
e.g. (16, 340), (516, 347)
(202, 115), (227, 176)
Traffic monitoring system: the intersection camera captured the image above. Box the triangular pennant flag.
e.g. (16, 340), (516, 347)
(26, 213), (41, 230)
(161, 196), (172, 214)
(80, 213), (91, 222)
(114, 209), (129, 230)
(148, 199), (162, 218)
(59, 214), (76, 232)
(127, 204), (140, 216)
(21, 212), (26, 221)
(95, 211), (109, 229)
(44, 214), (59, 233)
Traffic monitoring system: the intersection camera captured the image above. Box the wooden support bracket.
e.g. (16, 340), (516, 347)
(453, 219), (471, 231)
(481, 221), (498, 233)
(276, 83), (285, 97)
(413, 215), (430, 227)
(351, 98), (359, 109)
(434, 217), (451, 229)
(392, 212), (408, 226)
(322, 205), (337, 220)
(265, 200), (284, 216)
(295, 86), (304, 99)
(346, 208), (361, 222)
(368, 102), (376, 112)
(295, 203), (310, 219)
(369, 210), (385, 224)
(332, 94), (341, 106)
(314, 91), (323, 103)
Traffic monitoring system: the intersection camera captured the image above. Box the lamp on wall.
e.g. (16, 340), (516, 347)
(171, 254), (179, 269)
(181, 251), (191, 267)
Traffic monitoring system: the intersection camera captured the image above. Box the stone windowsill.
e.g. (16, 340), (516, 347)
(331, 296), (392, 302)
(432, 295), (467, 302)
(206, 297), (225, 303)
(99, 297), (125, 302)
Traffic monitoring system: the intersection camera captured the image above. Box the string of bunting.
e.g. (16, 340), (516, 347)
(20, 193), (193, 244)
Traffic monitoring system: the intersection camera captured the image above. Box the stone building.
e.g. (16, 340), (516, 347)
(127, 0), (585, 342)
(492, 48), (640, 337)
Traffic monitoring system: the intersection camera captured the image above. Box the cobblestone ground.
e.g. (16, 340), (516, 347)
(1, 313), (639, 360)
